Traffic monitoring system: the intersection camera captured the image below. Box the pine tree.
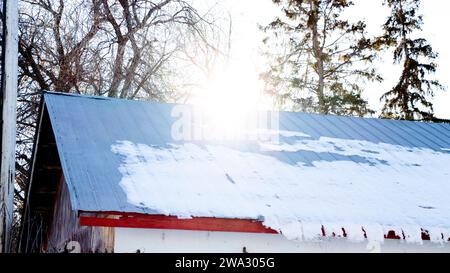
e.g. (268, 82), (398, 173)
(379, 0), (443, 121)
(261, 0), (380, 116)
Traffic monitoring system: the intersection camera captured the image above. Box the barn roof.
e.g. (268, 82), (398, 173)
(41, 91), (450, 242)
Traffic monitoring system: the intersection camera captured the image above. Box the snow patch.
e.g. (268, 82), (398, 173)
(278, 130), (311, 138)
(111, 131), (450, 244)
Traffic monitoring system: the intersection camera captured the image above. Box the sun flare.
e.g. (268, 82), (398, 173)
(191, 63), (272, 140)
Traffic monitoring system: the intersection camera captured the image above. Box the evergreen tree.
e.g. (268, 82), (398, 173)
(261, 0), (380, 116)
(379, 0), (443, 121)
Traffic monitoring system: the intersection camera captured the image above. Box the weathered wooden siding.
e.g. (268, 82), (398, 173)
(46, 176), (114, 253)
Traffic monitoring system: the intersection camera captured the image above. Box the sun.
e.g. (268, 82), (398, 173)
(191, 62), (271, 141)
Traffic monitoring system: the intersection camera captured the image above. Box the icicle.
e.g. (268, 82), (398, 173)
(427, 227), (445, 244)
(302, 222), (323, 241)
(345, 224), (366, 242)
(364, 224), (385, 243)
(442, 229), (450, 243)
(401, 225), (423, 244)
(324, 223), (347, 238)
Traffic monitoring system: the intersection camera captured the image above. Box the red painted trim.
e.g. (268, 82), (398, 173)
(79, 213), (278, 234)
(78, 211), (449, 241)
(385, 230), (402, 240)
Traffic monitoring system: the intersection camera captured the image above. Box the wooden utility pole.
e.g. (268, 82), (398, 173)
(0, 0), (18, 253)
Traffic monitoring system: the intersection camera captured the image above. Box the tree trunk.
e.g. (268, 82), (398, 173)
(309, 0), (326, 114)
(399, 0), (412, 120)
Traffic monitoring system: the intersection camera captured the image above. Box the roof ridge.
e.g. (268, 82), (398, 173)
(42, 91), (450, 127)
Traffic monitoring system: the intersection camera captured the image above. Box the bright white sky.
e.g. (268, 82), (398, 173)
(195, 0), (450, 119)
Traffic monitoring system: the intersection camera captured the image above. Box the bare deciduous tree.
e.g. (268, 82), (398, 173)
(15, 0), (226, 251)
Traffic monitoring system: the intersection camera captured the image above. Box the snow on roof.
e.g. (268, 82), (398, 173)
(43, 92), (450, 243)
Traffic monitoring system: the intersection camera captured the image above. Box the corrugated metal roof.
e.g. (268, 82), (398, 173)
(43, 91), (450, 240)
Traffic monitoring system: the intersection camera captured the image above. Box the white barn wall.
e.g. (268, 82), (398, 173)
(114, 228), (450, 253)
